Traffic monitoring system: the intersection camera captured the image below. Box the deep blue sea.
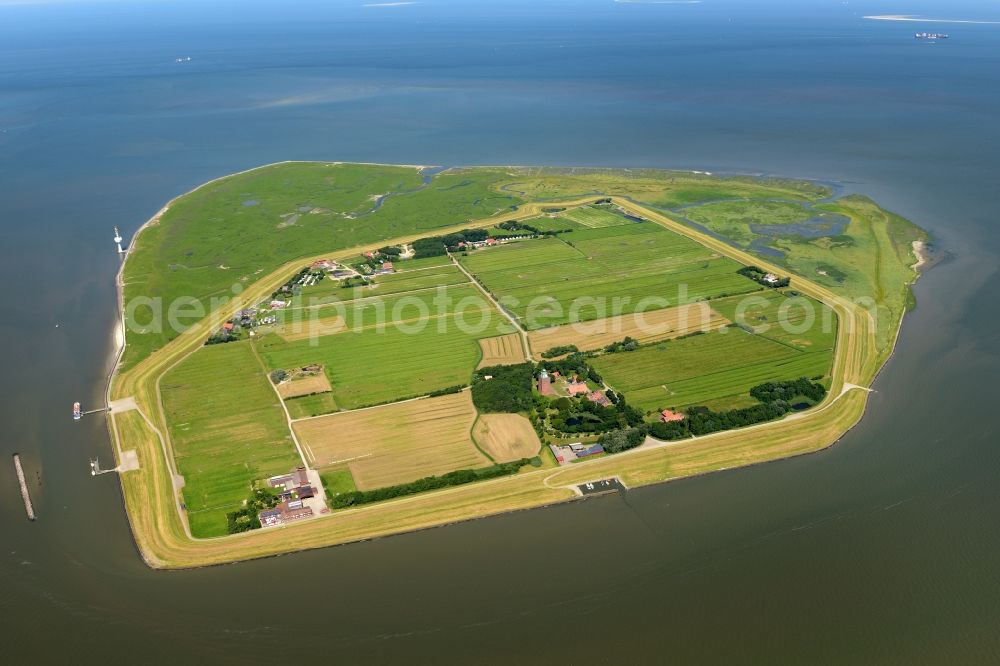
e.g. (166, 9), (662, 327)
(1, 1), (999, 662)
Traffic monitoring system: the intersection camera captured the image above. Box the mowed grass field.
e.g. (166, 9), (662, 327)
(258, 325), (492, 410)
(711, 290), (837, 352)
(528, 302), (730, 353)
(459, 223), (761, 329)
(294, 392), (490, 490)
(160, 342), (302, 537)
(275, 285), (497, 342)
(261, 263), (518, 411)
(557, 204), (634, 228)
(294, 264), (469, 306)
(285, 392), (339, 419)
(477, 333), (526, 367)
(523, 216), (585, 232)
(592, 326), (834, 413)
(472, 414), (542, 462)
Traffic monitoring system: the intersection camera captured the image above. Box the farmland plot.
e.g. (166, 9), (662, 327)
(160, 342), (301, 537)
(294, 392), (489, 489)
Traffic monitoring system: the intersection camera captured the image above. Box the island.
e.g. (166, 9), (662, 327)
(105, 162), (927, 568)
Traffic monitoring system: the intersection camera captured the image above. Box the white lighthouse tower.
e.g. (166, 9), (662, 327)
(113, 226), (124, 254)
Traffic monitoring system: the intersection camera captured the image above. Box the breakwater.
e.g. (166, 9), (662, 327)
(12, 454), (35, 520)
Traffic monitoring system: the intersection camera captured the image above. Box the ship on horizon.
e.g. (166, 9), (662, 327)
(915, 32), (949, 40)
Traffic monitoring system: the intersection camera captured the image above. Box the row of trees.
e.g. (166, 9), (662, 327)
(750, 377), (827, 405)
(604, 336), (640, 353)
(330, 459), (533, 509)
(540, 344), (578, 359)
(495, 220), (575, 237)
(428, 384), (466, 397)
(412, 228), (492, 258)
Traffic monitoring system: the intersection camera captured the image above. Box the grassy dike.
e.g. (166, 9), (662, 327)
(107, 167), (921, 568)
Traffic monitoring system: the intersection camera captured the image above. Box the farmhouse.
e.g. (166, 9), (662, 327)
(660, 409), (685, 423)
(763, 273), (780, 285)
(311, 259), (336, 271)
(587, 390), (612, 407)
(549, 442), (605, 465)
(260, 467), (321, 527)
(268, 466), (310, 490)
(566, 381), (589, 397)
(258, 500), (314, 528)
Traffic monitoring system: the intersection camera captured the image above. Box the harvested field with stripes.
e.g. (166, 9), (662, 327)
(472, 414), (542, 462)
(477, 333), (526, 368)
(293, 392), (489, 490)
(275, 372), (332, 399)
(528, 303), (730, 354)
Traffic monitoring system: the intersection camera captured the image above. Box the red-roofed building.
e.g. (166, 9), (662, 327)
(660, 409), (685, 423)
(222, 322), (234, 331)
(587, 391), (612, 407)
(382, 261), (394, 271)
(566, 381), (589, 396)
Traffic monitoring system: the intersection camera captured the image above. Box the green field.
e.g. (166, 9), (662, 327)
(258, 324), (499, 410)
(276, 284), (499, 339)
(319, 467), (357, 498)
(518, 216), (585, 232)
(294, 264), (469, 306)
(557, 204), (634, 228)
(285, 392), (339, 419)
(459, 223), (761, 329)
(160, 342), (302, 537)
(711, 291), (837, 352)
(592, 326), (834, 413)
(392, 254), (454, 270)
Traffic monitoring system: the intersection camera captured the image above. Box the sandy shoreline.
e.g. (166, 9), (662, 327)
(911, 240), (929, 272)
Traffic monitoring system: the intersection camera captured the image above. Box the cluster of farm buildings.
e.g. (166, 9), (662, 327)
(258, 467), (325, 527)
(537, 367), (611, 406)
(536, 367), (684, 466)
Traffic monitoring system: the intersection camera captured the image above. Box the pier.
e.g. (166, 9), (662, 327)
(12, 454), (35, 521)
